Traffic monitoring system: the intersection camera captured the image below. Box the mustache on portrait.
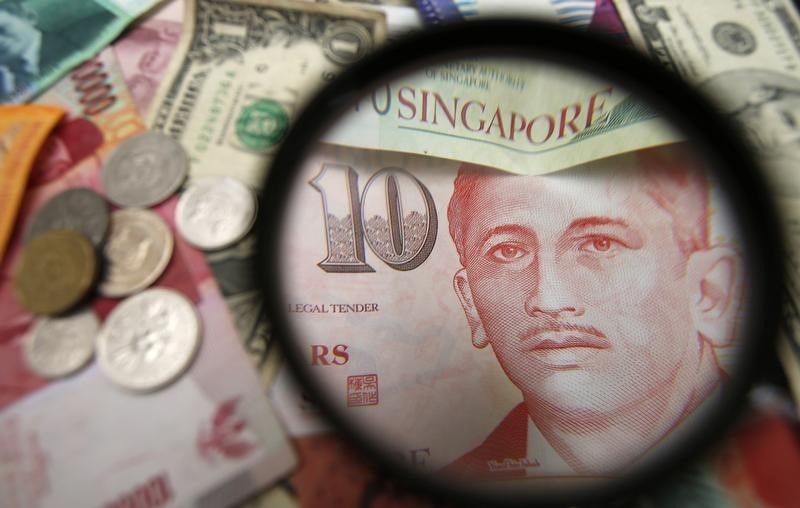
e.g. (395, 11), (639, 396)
(521, 318), (610, 350)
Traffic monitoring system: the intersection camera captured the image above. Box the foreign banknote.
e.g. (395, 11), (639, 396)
(0, 0), (162, 103)
(780, 199), (800, 408)
(0, 105), (62, 262)
(253, 401), (800, 508)
(323, 58), (683, 175)
(612, 0), (800, 413)
(31, 45), (146, 183)
(112, 0), (184, 117)
(275, 138), (746, 482)
(613, 0), (800, 199)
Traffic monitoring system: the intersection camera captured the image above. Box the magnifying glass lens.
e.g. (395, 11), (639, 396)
(263, 28), (782, 505)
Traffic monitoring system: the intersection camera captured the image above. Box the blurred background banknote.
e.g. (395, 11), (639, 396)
(0, 104), (63, 262)
(148, 0), (387, 187)
(0, 0), (164, 103)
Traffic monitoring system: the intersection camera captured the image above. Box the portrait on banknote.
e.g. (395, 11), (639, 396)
(441, 145), (744, 478)
(28, 118), (103, 187)
(699, 69), (800, 198)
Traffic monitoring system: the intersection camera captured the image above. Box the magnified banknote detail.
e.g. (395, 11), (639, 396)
(323, 58), (682, 176)
(612, 0), (800, 429)
(281, 142), (746, 483)
(274, 55), (753, 495)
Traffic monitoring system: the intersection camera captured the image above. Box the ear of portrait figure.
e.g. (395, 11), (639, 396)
(448, 144), (744, 473)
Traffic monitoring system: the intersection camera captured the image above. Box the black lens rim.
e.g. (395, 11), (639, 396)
(257, 19), (785, 507)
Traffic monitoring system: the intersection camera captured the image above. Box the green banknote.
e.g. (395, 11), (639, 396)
(0, 0), (160, 103)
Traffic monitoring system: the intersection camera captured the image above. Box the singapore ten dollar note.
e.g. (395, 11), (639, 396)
(612, 0), (800, 407)
(276, 136), (745, 481)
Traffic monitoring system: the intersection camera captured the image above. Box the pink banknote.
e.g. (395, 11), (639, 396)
(278, 138), (748, 489)
(272, 393), (800, 507)
(0, 73), (294, 507)
(30, 46), (144, 190)
(112, 0), (184, 117)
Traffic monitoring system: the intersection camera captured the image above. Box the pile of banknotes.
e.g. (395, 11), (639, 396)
(2, 0), (800, 506)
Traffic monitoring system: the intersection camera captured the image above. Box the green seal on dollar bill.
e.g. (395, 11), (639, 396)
(235, 99), (289, 151)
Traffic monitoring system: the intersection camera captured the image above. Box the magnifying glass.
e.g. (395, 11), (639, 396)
(257, 20), (785, 506)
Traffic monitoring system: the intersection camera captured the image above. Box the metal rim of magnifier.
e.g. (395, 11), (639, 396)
(257, 19), (785, 507)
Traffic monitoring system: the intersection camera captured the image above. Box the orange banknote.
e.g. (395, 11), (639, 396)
(0, 105), (63, 262)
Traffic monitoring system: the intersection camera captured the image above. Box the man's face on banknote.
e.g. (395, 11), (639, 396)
(742, 87), (800, 150)
(448, 150), (739, 428)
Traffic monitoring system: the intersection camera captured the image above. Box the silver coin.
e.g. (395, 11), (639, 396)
(175, 177), (258, 250)
(99, 209), (174, 298)
(24, 308), (99, 378)
(24, 188), (109, 247)
(102, 131), (188, 208)
(96, 288), (202, 391)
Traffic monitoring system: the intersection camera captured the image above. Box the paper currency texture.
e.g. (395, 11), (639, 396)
(0, 104), (63, 262)
(613, 0), (800, 425)
(323, 58), (683, 175)
(0, 0), (161, 103)
(148, 0), (387, 187)
(613, 0), (800, 199)
(275, 138), (748, 485)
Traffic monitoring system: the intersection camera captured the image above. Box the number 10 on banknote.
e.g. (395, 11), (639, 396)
(310, 164), (437, 273)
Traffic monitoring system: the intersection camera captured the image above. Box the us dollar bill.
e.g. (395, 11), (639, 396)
(613, 0), (800, 408)
(147, 0), (386, 384)
(779, 199), (800, 408)
(613, 0), (800, 199)
(148, 0), (386, 187)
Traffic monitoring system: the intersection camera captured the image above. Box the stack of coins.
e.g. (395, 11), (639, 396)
(13, 131), (257, 392)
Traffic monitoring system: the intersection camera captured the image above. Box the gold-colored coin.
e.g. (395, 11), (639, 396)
(13, 229), (98, 315)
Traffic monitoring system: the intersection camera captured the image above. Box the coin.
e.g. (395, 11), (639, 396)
(24, 308), (99, 378)
(96, 288), (202, 391)
(13, 229), (97, 315)
(102, 131), (188, 208)
(99, 208), (174, 298)
(175, 177), (258, 250)
(24, 188), (110, 247)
